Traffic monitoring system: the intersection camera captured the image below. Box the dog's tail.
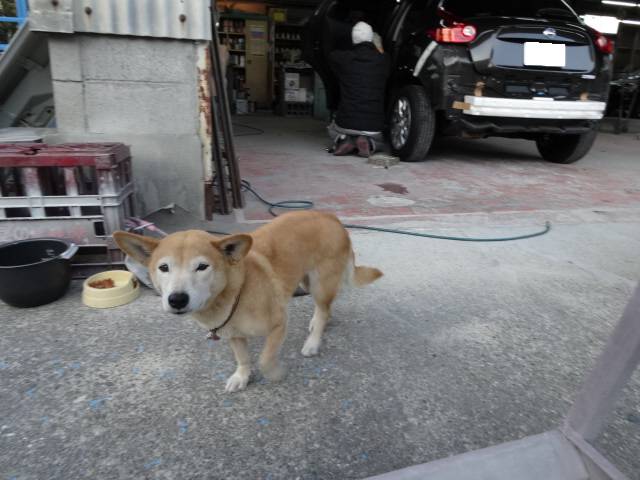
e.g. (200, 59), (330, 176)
(353, 265), (383, 287)
(346, 248), (383, 287)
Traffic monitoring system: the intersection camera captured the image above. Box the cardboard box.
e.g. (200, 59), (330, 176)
(235, 99), (248, 114)
(285, 72), (300, 89)
(284, 90), (297, 102)
(284, 88), (307, 103)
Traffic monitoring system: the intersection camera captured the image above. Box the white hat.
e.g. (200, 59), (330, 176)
(352, 21), (374, 45)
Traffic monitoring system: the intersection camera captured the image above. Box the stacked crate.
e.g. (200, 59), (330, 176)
(277, 66), (315, 117)
(0, 143), (134, 277)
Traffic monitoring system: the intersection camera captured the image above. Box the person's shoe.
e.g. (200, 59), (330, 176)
(356, 136), (372, 158)
(333, 136), (357, 156)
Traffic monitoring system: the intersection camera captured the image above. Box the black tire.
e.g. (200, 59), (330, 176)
(535, 128), (598, 164)
(390, 85), (436, 162)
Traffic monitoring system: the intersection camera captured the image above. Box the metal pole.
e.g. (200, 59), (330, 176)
(206, 45), (231, 215)
(209, 2), (244, 209)
(16, 0), (28, 20)
(566, 282), (640, 442)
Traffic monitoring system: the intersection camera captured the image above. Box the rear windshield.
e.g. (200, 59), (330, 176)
(441, 0), (577, 20)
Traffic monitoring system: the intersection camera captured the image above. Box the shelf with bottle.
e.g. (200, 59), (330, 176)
(275, 47), (302, 53)
(219, 34), (246, 53)
(274, 46), (303, 70)
(228, 53), (247, 68)
(274, 31), (302, 42)
(219, 18), (245, 35)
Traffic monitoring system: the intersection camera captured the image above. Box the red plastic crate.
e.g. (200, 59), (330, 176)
(0, 143), (134, 277)
(0, 143), (131, 169)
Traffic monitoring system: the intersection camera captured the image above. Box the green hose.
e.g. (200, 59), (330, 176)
(341, 222), (551, 242)
(240, 180), (551, 242)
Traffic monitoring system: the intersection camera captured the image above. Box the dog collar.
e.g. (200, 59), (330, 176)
(206, 285), (243, 341)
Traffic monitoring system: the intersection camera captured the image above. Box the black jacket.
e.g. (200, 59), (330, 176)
(329, 42), (390, 132)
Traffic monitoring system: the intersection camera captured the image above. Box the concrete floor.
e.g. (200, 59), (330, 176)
(235, 116), (640, 225)
(1, 116), (640, 479)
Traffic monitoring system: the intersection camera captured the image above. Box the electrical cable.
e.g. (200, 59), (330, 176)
(341, 221), (551, 242)
(238, 180), (551, 242)
(232, 123), (266, 136)
(241, 180), (313, 217)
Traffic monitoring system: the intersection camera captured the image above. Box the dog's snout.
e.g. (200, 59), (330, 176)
(168, 292), (190, 310)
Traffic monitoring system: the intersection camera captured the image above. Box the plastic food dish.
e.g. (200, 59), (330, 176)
(82, 270), (140, 309)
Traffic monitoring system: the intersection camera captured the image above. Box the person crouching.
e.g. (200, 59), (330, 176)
(328, 22), (390, 158)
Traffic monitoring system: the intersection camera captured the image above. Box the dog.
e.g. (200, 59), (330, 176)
(113, 211), (382, 393)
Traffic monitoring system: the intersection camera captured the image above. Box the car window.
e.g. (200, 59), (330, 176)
(441, 0), (577, 20)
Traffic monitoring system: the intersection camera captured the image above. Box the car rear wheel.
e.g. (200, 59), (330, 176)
(390, 85), (435, 162)
(535, 129), (598, 164)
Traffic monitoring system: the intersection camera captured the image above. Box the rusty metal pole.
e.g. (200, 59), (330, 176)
(206, 45), (231, 215)
(209, 3), (244, 209)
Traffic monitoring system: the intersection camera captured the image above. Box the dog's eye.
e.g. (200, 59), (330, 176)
(196, 263), (210, 272)
(158, 264), (169, 273)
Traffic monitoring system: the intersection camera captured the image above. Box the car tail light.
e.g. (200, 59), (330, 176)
(592, 28), (614, 54)
(429, 24), (477, 43)
(428, 7), (477, 43)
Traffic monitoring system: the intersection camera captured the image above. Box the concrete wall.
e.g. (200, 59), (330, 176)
(47, 34), (206, 217)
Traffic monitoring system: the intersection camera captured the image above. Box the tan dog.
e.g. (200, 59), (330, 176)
(113, 211), (382, 393)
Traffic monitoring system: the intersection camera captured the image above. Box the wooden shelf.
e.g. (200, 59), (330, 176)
(229, 49), (246, 53)
(219, 32), (245, 36)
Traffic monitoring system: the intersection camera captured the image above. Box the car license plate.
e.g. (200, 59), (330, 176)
(523, 42), (566, 68)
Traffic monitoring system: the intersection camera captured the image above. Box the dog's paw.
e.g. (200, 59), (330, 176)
(225, 372), (249, 393)
(301, 337), (321, 357)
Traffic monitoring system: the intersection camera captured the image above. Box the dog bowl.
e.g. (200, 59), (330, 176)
(82, 270), (140, 309)
(0, 238), (78, 308)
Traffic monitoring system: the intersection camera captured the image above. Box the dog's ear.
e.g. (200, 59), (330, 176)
(112, 231), (160, 266)
(215, 234), (253, 264)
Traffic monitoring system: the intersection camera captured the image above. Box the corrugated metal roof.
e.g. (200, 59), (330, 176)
(30, 0), (211, 41)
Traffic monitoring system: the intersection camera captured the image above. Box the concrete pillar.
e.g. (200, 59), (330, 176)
(46, 34), (209, 217)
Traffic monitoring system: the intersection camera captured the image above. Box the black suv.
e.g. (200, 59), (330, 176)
(305, 0), (613, 163)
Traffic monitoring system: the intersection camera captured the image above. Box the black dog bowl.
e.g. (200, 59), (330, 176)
(0, 238), (78, 308)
